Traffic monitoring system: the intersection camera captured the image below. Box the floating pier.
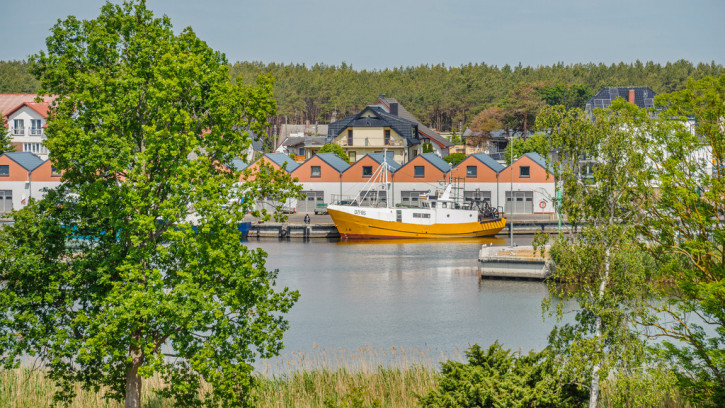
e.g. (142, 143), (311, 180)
(478, 245), (551, 280)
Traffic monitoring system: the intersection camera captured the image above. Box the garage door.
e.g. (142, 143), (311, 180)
(464, 190), (491, 205)
(504, 191), (533, 214)
(299, 191), (324, 212)
(0, 190), (12, 213)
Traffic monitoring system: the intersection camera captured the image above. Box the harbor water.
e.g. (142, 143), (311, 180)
(247, 236), (569, 372)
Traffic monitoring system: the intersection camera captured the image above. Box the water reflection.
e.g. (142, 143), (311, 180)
(247, 237), (556, 371)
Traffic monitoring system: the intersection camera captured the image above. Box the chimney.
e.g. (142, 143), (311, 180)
(390, 103), (399, 116)
(628, 89), (635, 105)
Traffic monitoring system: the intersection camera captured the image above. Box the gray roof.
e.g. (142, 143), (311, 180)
(263, 152), (300, 172)
(231, 158), (248, 171)
(305, 136), (327, 147)
(418, 153), (451, 173)
(585, 87), (657, 112)
(376, 96), (453, 148)
(367, 152), (402, 172)
(470, 153), (505, 173)
(3, 152), (45, 172)
(521, 152), (552, 172)
(280, 136), (306, 147)
(315, 153), (351, 173)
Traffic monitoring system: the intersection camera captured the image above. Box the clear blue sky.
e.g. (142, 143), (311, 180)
(3, 0), (724, 70)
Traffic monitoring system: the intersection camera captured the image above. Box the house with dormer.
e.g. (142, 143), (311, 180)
(327, 95), (453, 164)
(373, 95), (453, 157)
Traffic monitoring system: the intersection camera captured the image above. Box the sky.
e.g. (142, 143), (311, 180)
(2, 0), (724, 70)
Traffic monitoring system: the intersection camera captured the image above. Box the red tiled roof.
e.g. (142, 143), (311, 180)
(0, 94), (55, 117)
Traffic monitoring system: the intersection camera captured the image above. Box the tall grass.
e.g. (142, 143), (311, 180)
(254, 345), (453, 407)
(1, 347), (691, 408)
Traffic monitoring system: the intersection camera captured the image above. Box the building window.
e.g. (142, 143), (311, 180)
(414, 166), (425, 178)
(311, 166), (321, 178)
(0, 165), (9, 177)
(23, 143), (48, 155)
(349, 151), (356, 162)
(466, 166), (477, 177)
(13, 119), (24, 135)
(362, 166), (373, 178)
(384, 129), (391, 145)
(347, 129), (353, 146)
(51, 166), (61, 177)
(30, 119), (42, 135)
(519, 166), (530, 178)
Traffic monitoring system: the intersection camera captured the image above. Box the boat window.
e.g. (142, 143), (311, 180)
(412, 213), (431, 218)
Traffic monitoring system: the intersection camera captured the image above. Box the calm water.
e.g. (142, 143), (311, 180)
(246, 236), (568, 371)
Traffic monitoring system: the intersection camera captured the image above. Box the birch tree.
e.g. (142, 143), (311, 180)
(536, 101), (653, 408)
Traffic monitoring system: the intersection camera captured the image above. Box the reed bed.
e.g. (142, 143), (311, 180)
(254, 345), (458, 407)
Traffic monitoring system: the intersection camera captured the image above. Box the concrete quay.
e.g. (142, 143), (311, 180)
(244, 213), (568, 240)
(478, 245), (552, 281)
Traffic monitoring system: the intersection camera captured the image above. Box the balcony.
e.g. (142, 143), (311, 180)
(12, 128), (24, 136)
(30, 128), (43, 135)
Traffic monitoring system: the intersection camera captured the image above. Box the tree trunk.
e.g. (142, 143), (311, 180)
(589, 246), (611, 408)
(125, 346), (144, 408)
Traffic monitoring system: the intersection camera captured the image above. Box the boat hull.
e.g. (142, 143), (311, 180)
(328, 207), (507, 239)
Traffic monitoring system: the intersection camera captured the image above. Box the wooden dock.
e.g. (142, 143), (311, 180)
(478, 245), (551, 280)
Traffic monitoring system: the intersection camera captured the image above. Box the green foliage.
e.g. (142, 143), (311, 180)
(418, 342), (586, 408)
(422, 142), (434, 153)
(536, 100), (656, 407)
(505, 133), (549, 164)
(443, 153), (466, 165)
(0, 128), (13, 153)
(0, 2), (299, 407)
(318, 142), (350, 163)
(633, 74), (725, 408)
(0, 60), (40, 93)
(536, 84), (593, 110)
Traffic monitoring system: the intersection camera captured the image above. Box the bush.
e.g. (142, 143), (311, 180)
(418, 342), (586, 408)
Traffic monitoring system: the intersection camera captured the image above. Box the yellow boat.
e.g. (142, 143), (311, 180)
(327, 186), (506, 239)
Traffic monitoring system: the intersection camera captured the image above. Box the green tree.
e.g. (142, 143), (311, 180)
(0, 2), (299, 407)
(318, 142), (350, 163)
(468, 106), (504, 148)
(535, 100), (653, 408)
(505, 132), (549, 165)
(443, 152), (466, 165)
(0, 123), (14, 153)
(422, 142), (434, 153)
(500, 85), (545, 139)
(635, 74), (725, 407)
(418, 342), (587, 408)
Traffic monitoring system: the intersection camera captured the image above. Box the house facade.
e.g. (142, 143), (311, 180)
(326, 95), (453, 164)
(1, 94), (55, 159)
(450, 153), (505, 209)
(290, 153), (350, 212)
(497, 152), (555, 214)
(0, 152), (62, 212)
(392, 153), (451, 207)
(339, 152), (401, 207)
